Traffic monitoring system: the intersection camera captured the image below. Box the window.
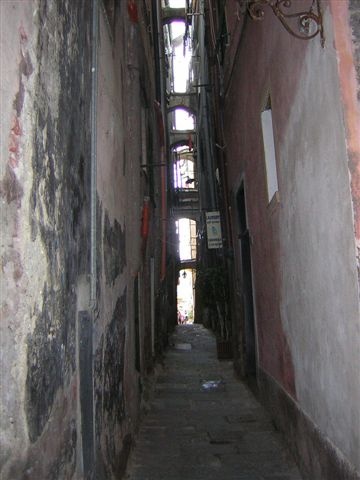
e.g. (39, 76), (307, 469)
(261, 101), (279, 202)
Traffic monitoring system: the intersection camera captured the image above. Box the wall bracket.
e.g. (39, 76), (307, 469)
(247, 0), (325, 47)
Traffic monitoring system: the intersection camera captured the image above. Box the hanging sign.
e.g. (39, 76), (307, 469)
(206, 211), (222, 249)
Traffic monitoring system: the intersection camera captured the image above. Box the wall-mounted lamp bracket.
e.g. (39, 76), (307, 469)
(247, 0), (325, 47)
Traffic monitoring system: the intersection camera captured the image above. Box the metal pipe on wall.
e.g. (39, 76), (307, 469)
(89, 0), (99, 475)
(198, 0), (216, 211)
(90, 0), (99, 310)
(156, 0), (168, 282)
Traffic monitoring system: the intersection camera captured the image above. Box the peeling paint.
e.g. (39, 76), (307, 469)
(103, 211), (126, 285)
(10, 0), (91, 474)
(0, 164), (24, 205)
(1, 1), (164, 478)
(94, 290), (127, 478)
(1, 249), (23, 282)
(25, 285), (70, 442)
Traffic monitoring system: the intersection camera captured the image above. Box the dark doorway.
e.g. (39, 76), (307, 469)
(236, 185), (257, 377)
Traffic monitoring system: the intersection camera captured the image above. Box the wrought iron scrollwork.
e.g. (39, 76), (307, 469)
(247, 0), (325, 46)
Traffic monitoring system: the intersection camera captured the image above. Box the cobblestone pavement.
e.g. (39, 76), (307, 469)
(125, 324), (302, 480)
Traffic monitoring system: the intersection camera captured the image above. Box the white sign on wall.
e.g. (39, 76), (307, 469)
(206, 211), (222, 249)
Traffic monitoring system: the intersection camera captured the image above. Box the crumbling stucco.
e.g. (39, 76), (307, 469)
(1, 0), (92, 477)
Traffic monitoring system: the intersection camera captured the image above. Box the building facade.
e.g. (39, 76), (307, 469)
(0, 1), (176, 478)
(206, 1), (360, 478)
(1, 0), (360, 479)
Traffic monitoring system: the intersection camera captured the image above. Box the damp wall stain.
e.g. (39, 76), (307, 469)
(22, 0), (92, 475)
(0, 164), (24, 206)
(94, 290), (128, 479)
(103, 211), (126, 285)
(1, 1), (163, 478)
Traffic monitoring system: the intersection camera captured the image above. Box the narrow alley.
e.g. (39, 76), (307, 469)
(125, 324), (302, 480)
(1, 1), (359, 480)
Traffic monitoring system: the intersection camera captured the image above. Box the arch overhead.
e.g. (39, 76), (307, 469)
(173, 209), (199, 221)
(170, 133), (195, 150)
(172, 198), (200, 221)
(162, 7), (186, 25)
(168, 95), (197, 117)
(178, 259), (197, 271)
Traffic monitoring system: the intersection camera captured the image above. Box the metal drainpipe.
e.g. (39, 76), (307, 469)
(199, 0), (216, 210)
(156, 0), (168, 281)
(90, 0), (99, 310)
(156, 0), (165, 114)
(89, 0), (99, 473)
(197, 4), (205, 213)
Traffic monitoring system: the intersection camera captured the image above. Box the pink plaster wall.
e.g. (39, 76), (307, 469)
(222, 0), (360, 469)
(222, 3), (312, 397)
(330, 0), (360, 282)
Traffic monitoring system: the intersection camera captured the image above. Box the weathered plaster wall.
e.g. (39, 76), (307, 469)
(331, 0), (360, 291)
(1, 3), (36, 474)
(93, 2), (163, 478)
(1, 1), (164, 479)
(223, 0), (360, 476)
(223, 4), (302, 397)
(93, 5), (136, 478)
(1, 1), (92, 478)
(278, 10), (360, 473)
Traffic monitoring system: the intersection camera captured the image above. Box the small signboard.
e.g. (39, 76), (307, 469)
(206, 211), (222, 249)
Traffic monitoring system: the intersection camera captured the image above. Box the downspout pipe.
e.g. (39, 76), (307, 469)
(88, 0), (99, 474)
(90, 0), (99, 310)
(156, 0), (168, 282)
(154, 99), (167, 282)
(199, 0), (216, 210)
(160, 140), (167, 282)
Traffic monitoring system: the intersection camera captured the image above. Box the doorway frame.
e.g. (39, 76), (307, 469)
(233, 178), (259, 379)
